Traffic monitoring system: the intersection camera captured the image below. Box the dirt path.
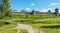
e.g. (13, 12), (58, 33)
(0, 23), (45, 33)
(16, 23), (45, 33)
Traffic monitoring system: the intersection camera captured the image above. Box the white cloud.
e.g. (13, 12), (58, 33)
(42, 8), (51, 12)
(49, 3), (60, 6)
(31, 3), (35, 6)
(59, 10), (60, 13)
(25, 7), (30, 11)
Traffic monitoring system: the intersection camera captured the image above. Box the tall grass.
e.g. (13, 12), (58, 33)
(1, 29), (18, 33)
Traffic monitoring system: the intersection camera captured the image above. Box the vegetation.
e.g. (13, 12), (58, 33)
(0, 21), (6, 27)
(0, 29), (18, 33)
(0, 14), (60, 33)
(0, 0), (11, 19)
(19, 19), (60, 33)
(20, 29), (28, 33)
(6, 14), (60, 33)
(1, 14), (60, 20)
(0, 24), (17, 31)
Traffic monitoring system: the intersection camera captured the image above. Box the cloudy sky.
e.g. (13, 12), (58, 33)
(10, 0), (60, 12)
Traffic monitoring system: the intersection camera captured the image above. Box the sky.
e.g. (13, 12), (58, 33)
(10, 0), (60, 12)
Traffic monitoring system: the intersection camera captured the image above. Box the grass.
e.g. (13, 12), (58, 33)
(41, 28), (60, 33)
(9, 14), (60, 33)
(17, 18), (60, 33)
(0, 21), (6, 27)
(0, 24), (17, 31)
(23, 23), (60, 33)
(0, 29), (18, 33)
(0, 14), (60, 33)
(20, 29), (28, 33)
(1, 14), (60, 20)
(14, 18), (60, 24)
(24, 21), (60, 33)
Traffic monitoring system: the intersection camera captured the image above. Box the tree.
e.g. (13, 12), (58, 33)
(0, 0), (11, 18)
(31, 9), (35, 14)
(0, 0), (3, 18)
(48, 10), (51, 13)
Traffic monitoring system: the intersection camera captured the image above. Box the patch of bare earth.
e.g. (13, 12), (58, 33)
(16, 23), (45, 33)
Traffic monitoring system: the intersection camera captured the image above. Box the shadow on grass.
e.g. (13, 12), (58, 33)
(41, 25), (60, 29)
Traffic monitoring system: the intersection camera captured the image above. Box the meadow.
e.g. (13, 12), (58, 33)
(0, 14), (60, 33)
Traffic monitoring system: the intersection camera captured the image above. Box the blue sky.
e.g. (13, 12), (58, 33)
(10, 0), (60, 12)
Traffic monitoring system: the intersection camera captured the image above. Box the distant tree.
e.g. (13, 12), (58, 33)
(48, 10), (51, 13)
(21, 10), (26, 12)
(31, 9), (35, 15)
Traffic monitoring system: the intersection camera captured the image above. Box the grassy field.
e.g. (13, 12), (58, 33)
(18, 20), (60, 33)
(0, 24), (17, 31)
(10, 14), (60, 33)
(0, 29), (18, 33)
(0, 14), (60, 33)
(19, 19), (60, 33)
(1, 14), (60, 20)
(20, 29), (28, 33)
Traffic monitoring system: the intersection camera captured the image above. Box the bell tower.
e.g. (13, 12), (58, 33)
(55, 8), (59, 16)
(55, 8), (59, 14)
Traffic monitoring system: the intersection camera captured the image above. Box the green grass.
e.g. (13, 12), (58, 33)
(23, 23), (60, 33)
(0, 21), (6, 27)
(0, 24), (17, 31)
(41, 28), (60, 33)
(18, 19), (60, 33)
(0, 29), (18, 33)
(0, 14), (60, 33)
(27, 22), (60, 33)
(20, 29), (28, 33)
(1, 14), (60, 20)
(15, 19), (60, 25)
(8, 14), (60, 33)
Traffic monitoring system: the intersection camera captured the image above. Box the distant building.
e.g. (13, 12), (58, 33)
(20, 10), (26, 14)
(48, 10), (51, 13)
(31, 9), (36, 14)
(10, 8), (59, 14)
(10, 10), (18, 14)
(31, 9), (40, 14)
(12, 10), (17, 12)
(55, 8), (59, 14)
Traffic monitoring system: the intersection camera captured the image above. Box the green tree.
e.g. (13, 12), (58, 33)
(0, 0), (2, 18)
(0, 0), (11, 18)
